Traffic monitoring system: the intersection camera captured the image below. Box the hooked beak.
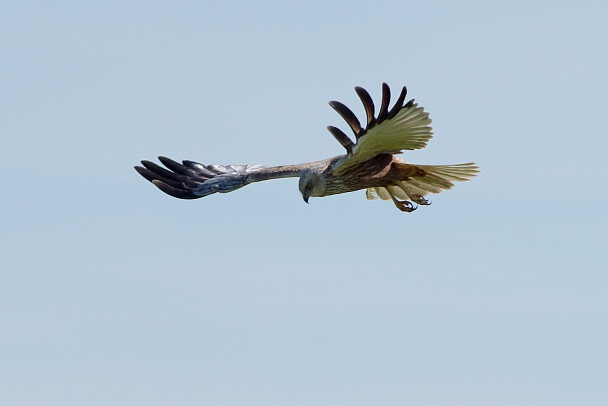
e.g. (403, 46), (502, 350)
(302, 191), (310, 204)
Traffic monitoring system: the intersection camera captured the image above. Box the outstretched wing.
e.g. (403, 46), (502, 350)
(327, 83), (433, 173)
(135, 156), (304, 199)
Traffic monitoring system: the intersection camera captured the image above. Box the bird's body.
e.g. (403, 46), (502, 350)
(295, 154), (417, 196)
(135, 83), (479, 212)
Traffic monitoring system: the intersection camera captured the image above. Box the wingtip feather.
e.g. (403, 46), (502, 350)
(151, 180), (198, 200)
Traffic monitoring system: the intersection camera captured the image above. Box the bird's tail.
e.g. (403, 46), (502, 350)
(366, 162), (479, 204)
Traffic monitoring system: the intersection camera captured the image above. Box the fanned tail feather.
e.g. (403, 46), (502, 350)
(366, 162), (479, 203)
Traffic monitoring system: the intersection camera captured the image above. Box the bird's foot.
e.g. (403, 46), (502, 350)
(410, 194), (431, 206)
(393, 199), (418, 212)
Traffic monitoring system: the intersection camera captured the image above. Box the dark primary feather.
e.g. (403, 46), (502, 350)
(135, 83), (477, 211)
(328, 100), (362, 136)
(327, 83), (414, 151)
(387, 86), (408, 120)
(134, 157), (264, 199)
(135, 157), (310, 200)
(355, 86), (375, 127)
(137, 83), (421, 199)
(377, 82), (391, 123)
(327, 126), (354, 154)
(157, 156), (201, 178)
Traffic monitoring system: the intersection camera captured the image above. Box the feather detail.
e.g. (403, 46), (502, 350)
(135, 157), (307, 200)
(355, 86), (375, 127)
(328, 83), (434, 172)
(377, 82), (391, 123)
(328, 100), (362, 136)
(327, 126), (354, 154)
(136, 83), (479, 213)
(387, 86), (407, 120)
(365, 162), (479, 203)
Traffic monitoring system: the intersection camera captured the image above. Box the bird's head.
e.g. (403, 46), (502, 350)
(299, 170), (324, 203)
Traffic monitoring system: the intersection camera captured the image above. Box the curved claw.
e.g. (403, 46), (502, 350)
(395, 199), (417, 212)
(409, 193), (431, 206)
(389, 194), (417, 212)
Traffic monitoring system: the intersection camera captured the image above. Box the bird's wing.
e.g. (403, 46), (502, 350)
(135, 156), (305, 199)
(327, 83), (433, 173)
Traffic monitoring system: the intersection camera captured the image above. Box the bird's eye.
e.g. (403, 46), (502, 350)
(306, 183), (312, 189)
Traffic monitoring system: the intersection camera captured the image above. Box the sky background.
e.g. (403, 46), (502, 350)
(2, 1), (607, 405)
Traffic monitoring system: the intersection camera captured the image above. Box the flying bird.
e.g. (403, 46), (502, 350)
(135, 83), (478, 212)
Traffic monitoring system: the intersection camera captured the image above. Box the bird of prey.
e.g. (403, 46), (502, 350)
(135, 83), (478, 212)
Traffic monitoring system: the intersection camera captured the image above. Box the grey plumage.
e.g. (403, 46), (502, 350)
(135, 159), (304, 199)
(135, 83), (479, 212)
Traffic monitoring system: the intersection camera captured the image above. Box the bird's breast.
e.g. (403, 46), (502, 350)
(321, 154), (396, 196)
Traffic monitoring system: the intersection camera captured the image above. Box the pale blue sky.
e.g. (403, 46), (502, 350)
(2, 1), (607, 405)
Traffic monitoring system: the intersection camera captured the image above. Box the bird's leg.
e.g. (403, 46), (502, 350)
(387, 189), (417, 212)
